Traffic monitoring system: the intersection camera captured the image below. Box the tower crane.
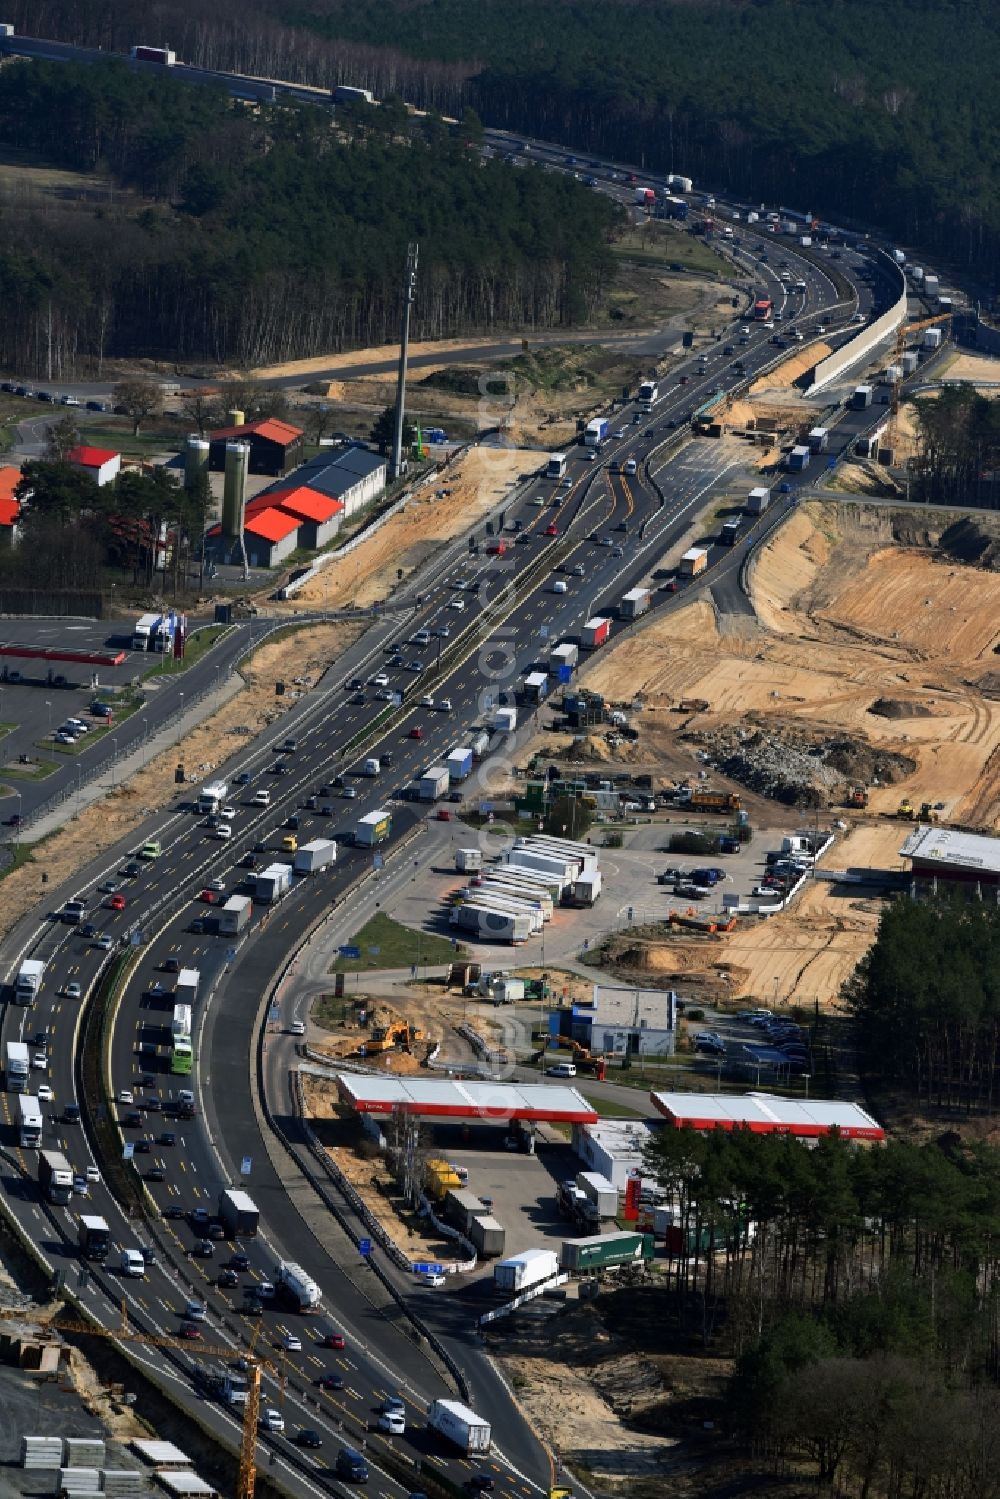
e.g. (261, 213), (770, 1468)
(0, 1300), (282, 1499)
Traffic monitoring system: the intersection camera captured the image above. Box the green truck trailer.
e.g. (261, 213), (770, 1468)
(560, 1230), (655, 1273)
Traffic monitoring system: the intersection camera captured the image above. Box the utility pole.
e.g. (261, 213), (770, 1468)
(391, 241), (419, 482)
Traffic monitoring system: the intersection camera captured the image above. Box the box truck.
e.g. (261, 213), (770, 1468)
(293, 839), (336, 874)
(6, 1041), (29, 1092)
(15, 959), (45, 1006)
(560, 1230), (655, 1272)
(255, 863), (293, 902)
(362, 757), (381, 777)
(219, 895), (252, 934)
(808, 427), (829, 454)
(638, 380), (659, 411)
(355, 810), (392, 847)
(38, 1149), (73, 1205)
(746, 486), (771, 515)
(851, 385), (873, 409)
(444, 1189), (490, 1235)
(175, 968), (200, 1006)
(523, 671), (548, 703)
(77, 1215), (110, 1261)
(788, 445), (811, 471)
(492, 706), (517, 733)
(427, 1399), (491, 1456)
(17, 1093), (42, 1148)
(455, 847), (482, 873)
(218, 1187), (260, 1238)
(581, 617), (611, 649)
(680, 547), (707, 577)
(494, 1247), (559, 1293)
(619, 587), (651, 620)
(447, 748), (473, 782)
(577, 1172), (619, 1218)
(197, 780), (228, 814)
(470, 1215), (505, 1257)
(418, 766), (450, 802)
(584, 418), (610, 448)
(449, 903), (532, 944)
(546, 453), (567, 480)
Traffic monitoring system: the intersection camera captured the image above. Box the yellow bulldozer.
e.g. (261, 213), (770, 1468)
(365, 1020), (424, 1055)
(895, 799), (938, 823)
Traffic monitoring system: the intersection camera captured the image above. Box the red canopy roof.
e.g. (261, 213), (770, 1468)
(243, 507), (300, 544)
(209, 418), (303, 447)
(248, 484), (342, 524)
(68, 445), (119, 468)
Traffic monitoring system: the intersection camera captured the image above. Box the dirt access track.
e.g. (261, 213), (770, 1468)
(572, 499), (1000, 1004)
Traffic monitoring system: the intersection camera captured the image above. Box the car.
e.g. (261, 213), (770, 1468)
(133, 1137), (151, 1153)
(146, 1166), (166, 1183)
(162, 1205), (185, 1220)
(318, 1373), (344, 1391)
(405, 659), (424, 672)
(124, 1110), (142, 1128)
(64, 1104), (80, 1124)
(545, 523), (559, 536)
(199, 889), (220, 904)
(374, 687), (392, 702)
(191, 1206), (210, 1226)
(255, 1280), (276, 1300)
(189, 918), (205, 934)
(143, 1097), (162, 1112)
(66, 981), (82, 1000)
(121, 861), (142, 878)
(79, 922), (97, 939)
(259, 1409), (285, 1434)
(230, 1252), (250, 1272)
(219, 805), (237, 821)
(99, 879), (119, 894)
(613, 428), (627, 439)
(530, 494), (545, 507)
(467, 1476), (495, 1494)
(323, 1331), (346, 1349)
(193, 1240), (214, 1259)
(342, 786), (357, 799)
(289, 1020), (306, 1036)
(158, 1131), (176, 1147)
(419, 1271), (446, 1287)
(408, 726), (423, 739)
(296, 1428), (323, 1449)
(433, 624), (450, 639)
(545, 1062), (577, 1078)
(184, 1299), (207, 1321)
(206, 1223), (226, 1241)
(108, 893), (126, 911)
(436, 698), (452, 712)
(282, 1333), (303, 1352)
(236, 771), (252, 785)
(85, 1164), (100, 1183)
(379, 1412), (406, 1434)
(32, 1052), (47, 1070)
(694, 1031), (724, 1048)
(146, 980), (166, 998)
(178, 1322), (202, 1340)
(118, 1089), (134, 1106)
(95, 934), (114, 951)
(752, 884), (777, 897)
(371, 672), (389, 688)
(448, 597), (466, 611)
(695, 1038), (725, 1057)
(37, 1084), (53, 1102)
(72, 1173), (89, 1196)
(420, 694), (434, 708)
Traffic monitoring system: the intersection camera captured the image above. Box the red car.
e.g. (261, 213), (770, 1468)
(108, 894), (126, 911)
(545, 523), (559, 536)
(408, 727), (423, 740)
(178, 1322), (202, 1340)
(323, 1331), (346, 1350)
(200, 889), (220, 905)
(437, 808), (451, 821)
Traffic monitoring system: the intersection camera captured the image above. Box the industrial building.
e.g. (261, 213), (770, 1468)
(67, 445), (121, 487)
(207, 417), (304, 476)
(242, 506), (300, 568)
(0, 466), (21, 545)
(570, 985), (677, 1058)
(651, 1091), (885, 1142)
(899, 824), (1000, 890)
(246, 484), (344, 549)
(571, 1117), (664, 1189)
(290, 444), (387, 517)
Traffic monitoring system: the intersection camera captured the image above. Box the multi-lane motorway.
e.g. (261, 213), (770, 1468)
(0, 24), (927, 1498)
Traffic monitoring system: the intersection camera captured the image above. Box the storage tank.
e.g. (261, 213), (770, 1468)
(223, 441), (249, 539)
(184, 435), (210, 493)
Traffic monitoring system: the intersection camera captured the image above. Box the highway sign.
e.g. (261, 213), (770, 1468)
(122, 1143), (134, 1161)
(413, 1262), (445, 1275)
(268, 1004), (280, 1024)
(339, 945), (361, 959)
(359, 1238), (372, 1258)
(240, 1156), (252, 1176)
(373, 854), (384, 871)
(368, 945), (381, 957)
(539, 624), (549, 639)
(130, 929), (143, 947)
(226, 946), (237, 962)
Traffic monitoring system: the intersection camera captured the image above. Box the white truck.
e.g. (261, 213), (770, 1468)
(17, 1093), (42, 1148)
(219, 896), (251, 935)
(492, 706), (517, 733)
(197, 780), (228, 815)
(175, 968), (200, 1006)
(171, 1004), (192, 1042)
(577, 1171), (619, 1218)
(5, 1041), (29, 1093)
(293, 839), (336, 875)
(494, 1247), (560, 1293)
(455, 847), (482, 874)
(15, 959), (45, 1006)
(132, 612), (159, 651)
(427, 1399), (491, 1456)
(417, 766), (450, 802)
(275, 1261), (321, 1311)
(218, 1187), (260, 1237)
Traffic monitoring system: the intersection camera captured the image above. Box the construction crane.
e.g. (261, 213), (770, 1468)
(0, 1299), (280, 1499)
(886, 313), (952, 457)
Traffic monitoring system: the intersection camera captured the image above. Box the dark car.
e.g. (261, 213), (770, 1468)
(230, 1253), (250, 1271)
(162, 956), (181, 973)
(271, 760), (288, 775)
(467, 1477), (496, 1494)
(159, 1131), (176, 1147)
(146, 1166), (166, 1182)
(189, 918), (205, 934)
(143, 1097), (162, 1112)
(124, 1110), (142, 1128)
(133, 1139), (151, 1154)
(194, 1240), (214, 1259)
(163, 1205), (185, 1220)
(218, 1268), (240, 1289)
(207, 1223), (226, 1241)
(236, 771), (251, 785)
(319, 1372), (345, 1391)
(296, 1429), (323, 1449)
(80, 922), (98, 939)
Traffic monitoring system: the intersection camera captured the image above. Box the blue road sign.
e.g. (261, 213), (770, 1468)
(240, 1156), (252, 1176)
(827, 456), (837, 469)
(122, 1143), (134, 1161)
(368, 945), (381, 957)
(268, 1004), (280, 1024)
(339, 945), (361, 959)
(359, 1238), (372, 1257)
(130, 929), (143, 947)
(226, 946), (237, 962)
(412, 1262), (445, 1275)
(373, 854), (384, 871)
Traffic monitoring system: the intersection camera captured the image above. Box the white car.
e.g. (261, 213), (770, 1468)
(282, 1333), (303, 1352)
(85, 1165), (100, 1184)
(752, 884), (777, 897)
(531, 495), (545, 506)
(447, 597), (466, 611)
(613, 428), (627, 439)
(210, 825), (232, 841)
(208, 877), (226, 892)
(32, 1052), (47, 1070)
(375, 688), (393, 702)
(419, 1271), (446, 1287)
(259, 1408), (285, 1433)
(37, 1084), (53, 1102)
(118, 1088), (134, 1105)
(420, 695), (434, 709)
(378, 1412), (406, 1435)
(219, 805), (238, 820)
(289, 1020), (306, 1036)
(252, 790), (271, 807)
(72, 1174), (89, 1196)
(436, 698), (452, 712)
(371, 672), (389, 688)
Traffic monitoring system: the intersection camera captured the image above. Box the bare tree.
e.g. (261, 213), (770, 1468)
(112, 377), (163, 437)
(44, 413), (80, 461)
(180, 388), (223, 435)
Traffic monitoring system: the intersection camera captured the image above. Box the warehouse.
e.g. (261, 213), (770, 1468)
(291, 444), (386, 517)
(650, 1091), (885, 1142)
(68, 445), (121, 487)
(245, 484), (344, 549)
(899, 824), (1000, 890)
(571, 1117), (664, 1189)
(208, 417), (304, 476)
(0, 466), (21, 546)
(243, 506), (300, 568)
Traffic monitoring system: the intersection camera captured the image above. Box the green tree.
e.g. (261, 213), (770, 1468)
(544, 793), (592, 840)
(112, 376), (162, 437)
(371, 405), (415, 455)
(15, 459), (100, 525)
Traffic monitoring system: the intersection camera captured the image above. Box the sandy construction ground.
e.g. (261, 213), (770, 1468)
(284, 445), (541, 610)
(749, 340), (831, 393)
(0, 624), (361, 940)
(939, 352), (1000, 386)
(251, 337), (527, 383)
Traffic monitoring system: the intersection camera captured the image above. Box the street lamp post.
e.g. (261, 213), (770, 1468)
(45, 700), (52, 736)
(110, 736), (118, 788)
(141, 716), (148, 766)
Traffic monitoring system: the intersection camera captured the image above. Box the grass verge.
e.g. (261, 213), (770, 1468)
(5, 758), (59, 780)
(330, 911), (465, 973)
(147, 624), (228, 678)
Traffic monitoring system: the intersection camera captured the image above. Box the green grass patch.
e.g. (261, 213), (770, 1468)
(147, 624), (228, 678)
(310, 992), (356, 1031)
(578, 1091), (649, 1119)
(610, 223), (730, 278)
(331, 911), (465, 973)
(0, 840), (39, 880)
(4, 757), (60, 780)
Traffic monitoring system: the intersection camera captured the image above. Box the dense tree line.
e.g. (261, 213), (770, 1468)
(845, 895), (1000, 1112)
(644, 1122), (1000, 1494)
(910, 385), (1000, 507)
(0, 59), (616, 374)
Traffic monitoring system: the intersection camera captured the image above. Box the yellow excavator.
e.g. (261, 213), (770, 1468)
(365, 1020), (424, 1055)
(895, 799), (939, 822)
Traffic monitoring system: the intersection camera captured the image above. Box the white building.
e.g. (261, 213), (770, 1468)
(68, 445), (121, 487)
(571, 1117), (664, 1190)
(572, 984), (677, 1058)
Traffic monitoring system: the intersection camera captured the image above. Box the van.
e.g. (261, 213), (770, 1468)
(282, 835), (298, 853)
(551, 580), (568, 594)
(120, 1248), (145, 1278)
(545, 1062), (578, 1078)
(335, 1447), (369, 1483)
(252, 789), (271, 807)
(412, 629), (431, 647)
(624, 458), (637, 476)
(139, 840), (161, 860)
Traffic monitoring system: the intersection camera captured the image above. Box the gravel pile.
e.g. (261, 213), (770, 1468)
(686, 719), (916, 808)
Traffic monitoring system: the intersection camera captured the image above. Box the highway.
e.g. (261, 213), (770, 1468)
(0, 23), (924, 1498)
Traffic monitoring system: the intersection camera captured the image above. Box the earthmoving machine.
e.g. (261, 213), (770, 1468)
(846, 785), (869, 809)
(555, 1035), (607, 1081)
(365, 1019), (424, 1055)
(896, 798), (916, 820)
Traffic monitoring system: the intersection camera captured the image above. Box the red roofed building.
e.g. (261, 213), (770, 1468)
(246, 484), (343, 548)
(243, 506), (300, 568)
(0, 466), (21, 546)
(67, 446), (121, 487)
(208, 417), (304, 477)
